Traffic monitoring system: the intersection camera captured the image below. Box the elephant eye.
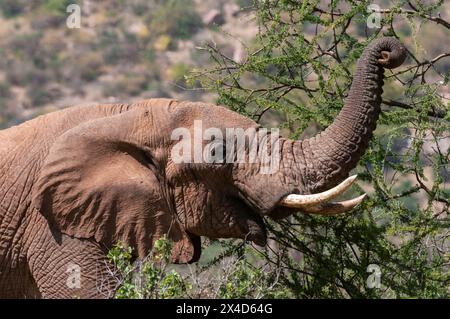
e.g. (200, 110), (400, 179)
(140, 150), (156, 168)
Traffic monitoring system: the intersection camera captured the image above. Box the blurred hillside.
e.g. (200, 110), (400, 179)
(0, 1), (448, 197)
(0, 0), (448, 128)
(0, 0), (256, 128)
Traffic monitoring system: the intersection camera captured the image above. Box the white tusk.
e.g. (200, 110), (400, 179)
(300, 194), (367, 215)
(280, 175), (358, 208)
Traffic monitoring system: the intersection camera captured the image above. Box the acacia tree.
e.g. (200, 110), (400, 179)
(191, 0), (449, 298)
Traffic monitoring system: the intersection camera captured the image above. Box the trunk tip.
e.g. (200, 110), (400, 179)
(373, 37), (407, 69)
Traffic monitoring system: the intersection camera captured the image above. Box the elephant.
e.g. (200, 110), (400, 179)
(0, 37), (406, 298)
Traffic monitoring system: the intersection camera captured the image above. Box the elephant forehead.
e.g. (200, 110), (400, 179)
(161, 99), (259, 129)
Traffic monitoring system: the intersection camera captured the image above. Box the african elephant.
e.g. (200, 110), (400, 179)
(0, 37), (406, 298)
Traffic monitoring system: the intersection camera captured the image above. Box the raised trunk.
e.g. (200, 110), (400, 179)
(299, 37), (406, 193)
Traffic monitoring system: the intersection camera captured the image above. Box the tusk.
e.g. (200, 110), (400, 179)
(300, 194), (367, 215)
(280, 175), (358, 208)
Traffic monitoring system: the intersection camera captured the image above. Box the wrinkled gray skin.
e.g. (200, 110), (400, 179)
(0, 37), (406, 298)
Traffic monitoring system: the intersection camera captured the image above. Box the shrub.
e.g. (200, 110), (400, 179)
(27, 84), (55, 107)
(148, 0), (203, 40)
(0, 81), (12, 98)
(0, 0), (27, 18)
(235, 0), (254, 9)
(42, 0), (76, 16)
(100, 30), (141, 65)
(77, 52), (104, 82)
(109, 238), (292, 299)
(166, 63), (191, 91)
(108, 237), (191, 299)
(102, 72), (152, 98)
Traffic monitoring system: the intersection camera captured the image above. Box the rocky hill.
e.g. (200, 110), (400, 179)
(0, 0), (256, 128)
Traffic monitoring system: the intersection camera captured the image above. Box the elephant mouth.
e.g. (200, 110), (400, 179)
(235, 175), (367, 246)
(242, 207), (267, 246)
(232, 194), (268, 246)
(269, 175), (368, 218)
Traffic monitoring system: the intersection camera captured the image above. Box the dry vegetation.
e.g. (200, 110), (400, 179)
(0, 0), (256, 127)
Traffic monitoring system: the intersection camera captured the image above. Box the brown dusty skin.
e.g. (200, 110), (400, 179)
(0, 37), (406, 298)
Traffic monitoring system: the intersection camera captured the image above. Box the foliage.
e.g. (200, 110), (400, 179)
(0, 0), (204, 127)
(0, 0), (26, 18)
(108, 237), (191, 299)
(213, 243), (292, 298)
(109, 238), (293, 299)
(148, 0), (203, 40)
(235, 0), (254, 9)
(42, 0), (76, 16)
(190, 0), (449, 298)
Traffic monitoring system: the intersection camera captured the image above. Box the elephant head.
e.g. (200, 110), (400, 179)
(32, 37), (406, 264)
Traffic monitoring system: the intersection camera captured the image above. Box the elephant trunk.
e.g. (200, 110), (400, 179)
(297, 37), (406, 194)
(234, 38), (406, 218)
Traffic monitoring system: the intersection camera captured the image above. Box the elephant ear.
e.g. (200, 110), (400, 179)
(32, 110), (201, 263)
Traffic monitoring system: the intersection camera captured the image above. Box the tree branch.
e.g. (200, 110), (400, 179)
(377, 8), (450, 29)
(383, 99), (446, 119)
